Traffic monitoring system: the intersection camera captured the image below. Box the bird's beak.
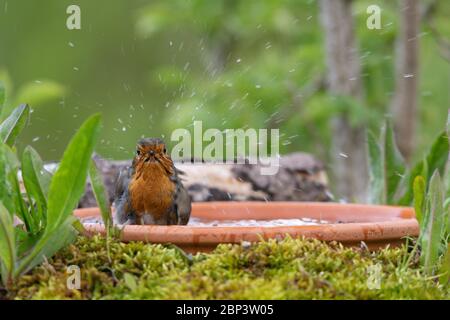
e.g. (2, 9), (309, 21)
(144, 150), (156, 163)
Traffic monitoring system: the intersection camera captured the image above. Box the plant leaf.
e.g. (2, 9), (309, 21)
(420, 170), (445, 274)
(0, 143), (33, 231)
(46, 114), (102, 233)
(425, 131), (449, 180)
(399, 131), (448, 206)
(384, 121), (405, 203)
(22, 217), (77, 274)
(0, 104), (29, 146)
(89, 158), (113, 229)
(0, 201), (16, 285)
(13, 81), (65, 110)
(0, 144), (13, 214)
(413, 176), (426, 226)
(367, 131), (385, 204)
(21, 146), (51, 227)
(14, 114), (102, 277)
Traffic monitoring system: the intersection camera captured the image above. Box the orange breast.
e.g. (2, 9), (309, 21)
(129, 163), (176, 220)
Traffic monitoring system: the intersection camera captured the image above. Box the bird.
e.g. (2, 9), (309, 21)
(113, 137), (191, 225)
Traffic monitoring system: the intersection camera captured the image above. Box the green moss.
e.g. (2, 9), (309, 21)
(8, 236), (449, 300)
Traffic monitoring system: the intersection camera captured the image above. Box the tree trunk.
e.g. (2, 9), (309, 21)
(391, 0), (419, 162)
(319, 0), (367, 201)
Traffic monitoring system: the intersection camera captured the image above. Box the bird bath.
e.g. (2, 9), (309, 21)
(74, 201), (419, 252)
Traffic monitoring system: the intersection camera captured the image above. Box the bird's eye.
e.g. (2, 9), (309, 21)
(136, 150), (141, 156)
(163, 148), (167, 153)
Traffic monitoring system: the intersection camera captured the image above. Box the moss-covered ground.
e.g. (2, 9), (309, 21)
(7, 236), (450, 300)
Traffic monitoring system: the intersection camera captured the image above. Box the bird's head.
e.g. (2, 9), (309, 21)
(132, 138), (174, 176)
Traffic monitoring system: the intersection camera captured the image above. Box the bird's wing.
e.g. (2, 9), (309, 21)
(114, 166), (132, 202)
(113, 166), (134, 224)
(171, 166), (191, 225)
(174, 181), (191, 225)
(175, 167), (186, 176)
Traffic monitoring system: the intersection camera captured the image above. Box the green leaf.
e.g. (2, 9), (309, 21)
(22, 218), (77, 274)
(401, 161), (429, 207)
(413, 176), (426, 226)
(0, 104), (29, 146)
(425, 131), (449, 180)
(10, 168), (33, 232)
(420, 170), (446, 274)
(15, 229), (40, 258)
(0, 201), (16, 286)
(14, 114), (102, 277)
(14, 81), (65, 108)
(384, 122), (405, 203)
(46, 114), (102, 233)
(0, 144), (13, 214)
(367, 131), (385, 204)
(72, 219), (88, 235)
(89, 158), (113, 229)
(0, 143), (32, 231)
(21, 146), (51, 227)
(22, 146), (52, 197)
(399, 131), (448, 206)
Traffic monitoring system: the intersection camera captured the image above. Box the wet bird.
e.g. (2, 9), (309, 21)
(114, 138), (191, 225)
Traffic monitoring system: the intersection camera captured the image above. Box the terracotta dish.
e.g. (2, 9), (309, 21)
(74, 201), (419, 252)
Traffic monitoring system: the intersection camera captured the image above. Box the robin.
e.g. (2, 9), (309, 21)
(114, 138), (191, 225)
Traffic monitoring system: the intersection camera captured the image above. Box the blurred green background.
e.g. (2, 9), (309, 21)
(0, 0), (449, 163)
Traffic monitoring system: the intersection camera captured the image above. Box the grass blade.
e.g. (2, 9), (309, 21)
(367, 131), (385, 204)
(89, 158), (113, 229)
(0, 104), (29, 146)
